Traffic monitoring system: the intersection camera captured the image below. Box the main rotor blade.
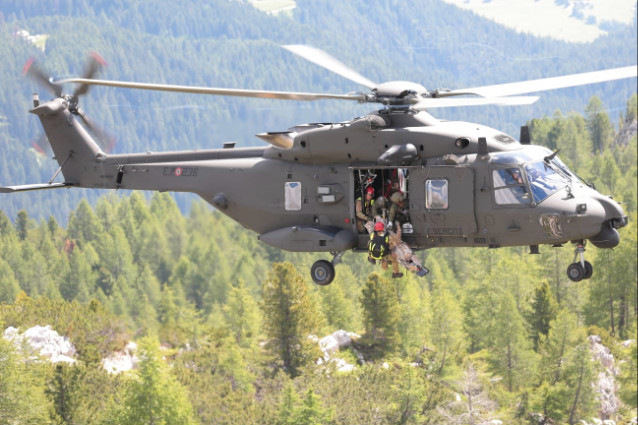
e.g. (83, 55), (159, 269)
(73, 52), (107, 97)
(56, 78), (366, 102)
(449, 65), (637, 98)
(283, 45), (377, 89)
(413, 96), (540, 109)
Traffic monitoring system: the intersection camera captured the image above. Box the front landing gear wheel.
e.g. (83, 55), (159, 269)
(311, 260), (335, 286)
(567, 263), (584, 282)
(582, 261), (593, 279)
(567, 241), (594, 282)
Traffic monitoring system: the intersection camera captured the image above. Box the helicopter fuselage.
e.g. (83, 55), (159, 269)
(17, 100), (624, 259)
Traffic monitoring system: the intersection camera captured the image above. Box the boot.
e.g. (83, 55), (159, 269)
(416, 266), (429, 277)
(392, 272), (404, 278)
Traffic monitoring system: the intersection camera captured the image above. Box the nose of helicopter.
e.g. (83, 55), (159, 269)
(588, 195), (627, 248)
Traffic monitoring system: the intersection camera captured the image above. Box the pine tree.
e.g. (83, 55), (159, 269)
(108, 337), (197, 425)
(261, 262), (322, 377)
(0, 210), (12, 237)
(390, 365), (428, 424)
(293, 389), (334, 425)
(527, 281), (558, 351)
(529, 380), (570, 424)
(0, 338), (51, 423)
(278, 383), (300, 425)
(319, 281), (354, 331)
(15, 209), (33, 241)
(585, 96), (613, 153)
(46, 362), (117, 425)
(277, 385), (333, 425)
(218, 340), (256, 393)
(359, 272), (401, 358)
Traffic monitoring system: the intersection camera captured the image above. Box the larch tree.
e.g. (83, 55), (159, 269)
(223, 280), (261, 347)
(429, 284), (464, 376)
(564, 342), (597, 425)
(435, 361), (498, 425)
(538, 309), (584, 385)
(0, 258), (20, 303)
(487, 291), (538, 392)
(397, 278), (429, 356)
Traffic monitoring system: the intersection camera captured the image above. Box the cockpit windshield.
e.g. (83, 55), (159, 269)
(491, 148), (574, 205)
(523, 160), (570, 203)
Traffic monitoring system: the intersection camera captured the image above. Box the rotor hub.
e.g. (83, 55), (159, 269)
(372, 81), (428, 105)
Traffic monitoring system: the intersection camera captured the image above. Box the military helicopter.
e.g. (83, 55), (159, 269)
(2, 46), (635, 285)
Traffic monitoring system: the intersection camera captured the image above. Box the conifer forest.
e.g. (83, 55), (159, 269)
(0, 1), (636, 424)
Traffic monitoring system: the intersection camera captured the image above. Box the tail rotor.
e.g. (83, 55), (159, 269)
(23, 53), (116, 153)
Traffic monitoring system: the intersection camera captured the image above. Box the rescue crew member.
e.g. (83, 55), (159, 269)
(371, 195), (389, 223)
(368, 221), (403, 278)
(388, 191), (409, 230)
(356, 186), (375, 233)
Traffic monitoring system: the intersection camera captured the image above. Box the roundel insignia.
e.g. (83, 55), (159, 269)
(174, 167), (183, 176)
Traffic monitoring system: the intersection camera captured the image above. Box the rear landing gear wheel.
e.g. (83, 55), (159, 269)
(567, 263), (584, 282)
(311, 260), (335, 286)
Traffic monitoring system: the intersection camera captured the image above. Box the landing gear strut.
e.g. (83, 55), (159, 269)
(310, 251), (345, 285)
(566, 241), (593, 282)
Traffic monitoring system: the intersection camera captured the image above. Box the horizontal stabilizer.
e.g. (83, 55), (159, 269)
(0, 182), (73, 193)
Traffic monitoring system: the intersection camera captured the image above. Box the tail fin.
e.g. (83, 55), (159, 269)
(30, 98), (104, 186)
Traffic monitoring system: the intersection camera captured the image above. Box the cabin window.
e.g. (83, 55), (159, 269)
(492, 168), (531, 205)
(284, 182), (302, 211)
(425, 179), (448, 209)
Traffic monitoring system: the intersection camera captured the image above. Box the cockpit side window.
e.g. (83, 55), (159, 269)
(492, 168), (531, 205)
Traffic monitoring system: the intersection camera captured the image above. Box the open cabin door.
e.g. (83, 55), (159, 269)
(408, 166), (477, 238)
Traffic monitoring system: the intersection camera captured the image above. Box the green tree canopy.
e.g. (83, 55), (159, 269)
(107, 337), (198, 425)
(261, 262), (322, 377)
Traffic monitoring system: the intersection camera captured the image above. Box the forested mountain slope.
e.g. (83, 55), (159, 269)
(0, 2), (636, 423)
(0, 0), (636, 221)
(1, 95), (637, 424)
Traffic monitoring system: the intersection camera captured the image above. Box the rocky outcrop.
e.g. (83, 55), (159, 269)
(588, 335), (620, 420)
(614, 117), (637, 146)
(3, 325), (76, 364)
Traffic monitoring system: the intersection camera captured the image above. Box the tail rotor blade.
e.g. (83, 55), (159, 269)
(76, 107), (117, 153)
(23, 58), (63, 97)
